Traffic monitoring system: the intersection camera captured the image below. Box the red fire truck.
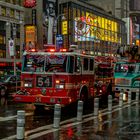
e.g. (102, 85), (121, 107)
(13, 47), (95, 107)
(94, 56), (116, 99)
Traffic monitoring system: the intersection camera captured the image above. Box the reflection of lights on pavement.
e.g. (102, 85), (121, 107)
(76, 123), (82, 137)
(0, 97), (7, 106)
(99, 123), (103, 131)
(98, 111), (103, 131)
(123, 93), (127, 101)
(108, 113), (112, 128)
(94, 117), (99, 132)
(98, 111), (102, 122)
(24, 104), (35, 110)
(67, 127), (73, 138)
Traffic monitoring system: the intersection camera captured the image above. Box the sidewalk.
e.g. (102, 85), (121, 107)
(26, 101), (140, 140)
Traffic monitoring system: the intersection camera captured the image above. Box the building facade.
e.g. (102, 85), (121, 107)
(58, 0), (126, 56)
(0, 0), (25, 76)
(26, 0), (126, 56)
(86, 0), (129, 19)
(129, 0), (140, 46)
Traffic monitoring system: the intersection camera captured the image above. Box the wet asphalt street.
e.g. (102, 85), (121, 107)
(0, 96), (140, 140)
(30, 102), (140, 140)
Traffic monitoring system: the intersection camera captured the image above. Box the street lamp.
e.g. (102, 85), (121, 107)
(53, 14), (65, 33)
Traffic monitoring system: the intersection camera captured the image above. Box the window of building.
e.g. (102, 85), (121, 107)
(0, 49), (6, 58)
(17, 0), (22, 6)
(0, 35), (5, 44)
(1, 7), (6, 16)
(0, 21), (5, 30)
(6, 8), (10, 16)
(15, 10), (20, 19)
(10, 9), (14, 17)
(12, 0), (16, 4)
(5, 0), (11, 3)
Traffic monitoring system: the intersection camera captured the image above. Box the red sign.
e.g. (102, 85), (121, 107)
(23, 0), (36, 8)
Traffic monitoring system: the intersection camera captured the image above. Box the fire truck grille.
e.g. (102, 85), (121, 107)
(115, 78), (130, 86)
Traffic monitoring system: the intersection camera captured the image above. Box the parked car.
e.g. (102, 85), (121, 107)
(0, 75), (21, 97)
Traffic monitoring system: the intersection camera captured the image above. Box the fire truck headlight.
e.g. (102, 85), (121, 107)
(24, 83), (32, 87)
(99, 90), (102, 93)
(56, 84), (64, 89)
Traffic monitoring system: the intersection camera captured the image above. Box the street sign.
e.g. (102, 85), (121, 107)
(56, 34), (63, 51)
(8, 39), (14, 56)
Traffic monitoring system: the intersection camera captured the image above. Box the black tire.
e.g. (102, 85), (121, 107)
(80, 88), (88, 108)
(34, 104), (45, 109)
(80, 89), (88, 102)
(34, 104), (46, 114)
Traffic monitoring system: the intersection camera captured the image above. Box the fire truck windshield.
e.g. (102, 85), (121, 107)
(23, 54), (68, 73)
(45, 55), (67, 72)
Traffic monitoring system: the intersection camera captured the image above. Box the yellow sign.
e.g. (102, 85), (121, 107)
(62, 21), (68, 35)
(136, 40), (140, 46)
(25, 25), (37, 43)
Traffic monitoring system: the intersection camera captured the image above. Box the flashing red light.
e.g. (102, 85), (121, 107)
(50, 49), (55, 52)
(56, 80), (60, 84)
(60, 48), (67, 52)
(67, 127), (73, 138)
(29, 48), (36, 52)
(0, 63), (6, 66)
(82, 50), (86, 54)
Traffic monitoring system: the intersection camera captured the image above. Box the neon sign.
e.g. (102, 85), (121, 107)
(74, 12), (120, 43)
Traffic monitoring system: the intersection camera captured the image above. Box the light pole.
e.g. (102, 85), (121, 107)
(53, 14), (65, 50)
(12, 23), (17, 76)
(53, 14), (65, 34)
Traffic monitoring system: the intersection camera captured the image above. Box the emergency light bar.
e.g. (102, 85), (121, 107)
(60, 48), (67, 52)
(28, 48), (37, 52)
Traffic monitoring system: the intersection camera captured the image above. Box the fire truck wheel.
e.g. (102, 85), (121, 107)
(80, 89), (88, 102)
(0, 88), (6, 97)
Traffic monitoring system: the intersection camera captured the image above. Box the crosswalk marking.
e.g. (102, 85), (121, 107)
(0, 112), (33, 122)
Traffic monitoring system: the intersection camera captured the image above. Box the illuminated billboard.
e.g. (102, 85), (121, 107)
(25, 25), (37, 50)
(23, 0), (36, 8)
(74, 12), (121, 43)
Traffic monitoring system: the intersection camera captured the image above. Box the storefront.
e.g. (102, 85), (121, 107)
(59, 1), (126, 55)
(0, 62), (21, 76)
(0, 1), (24, 76)
(0, 21), (21, 76)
